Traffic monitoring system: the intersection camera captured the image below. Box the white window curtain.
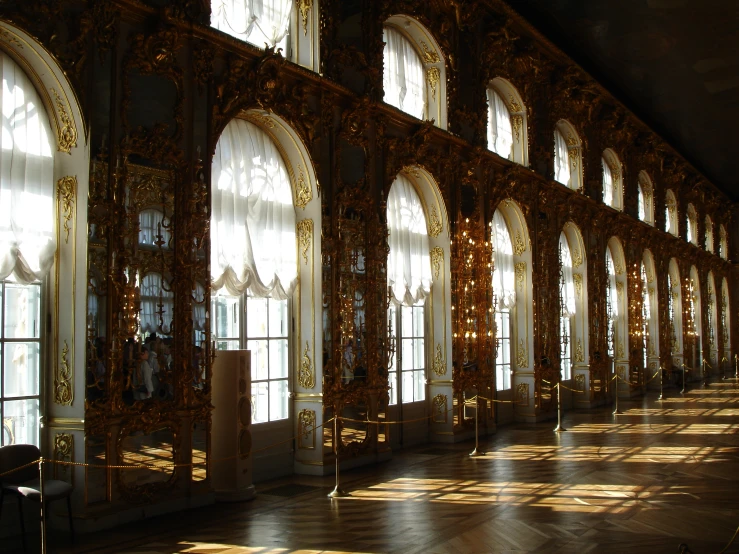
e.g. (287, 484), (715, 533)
(211, 119), (297, 300)
(139, 209), (171, 248)
(606, 249), (618, 318)
(559, 234), (576, 316)
(638, 185), (646, 221)
(487, 89), (513, 160)
(211, 0), (292, 50)
(140, 273), (173, 335)
(387, 175), (431, 306)
(383, 26), (426, 120)
(491, 210), (516, 309)
(705, 217), (713, 251)
(0, 53), (55, 284)
(602, 158), (613, 206)
(554, 129), (571, 186)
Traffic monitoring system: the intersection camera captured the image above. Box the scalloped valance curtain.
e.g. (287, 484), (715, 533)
(383, 26), (426, 120)
(554, 129), (571, 187)
(0, 52), (56, 284)
(211, 118), (297, 300)
(211, 0), (292, 49)
(559, 233), (576, 317)
(487, 89), (513, 160)
(387, 175), (431, 306)
(491, 210), (516, 309)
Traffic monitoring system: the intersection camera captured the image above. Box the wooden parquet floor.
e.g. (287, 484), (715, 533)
(13, 381), (739, 553)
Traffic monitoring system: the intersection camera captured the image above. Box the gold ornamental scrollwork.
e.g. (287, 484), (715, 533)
(298, 341), (315, 389)
(297, 219), (313, 265)
(575, 373), (586, 392)
(297, 409), (316, 449)
(617, 342), (625, 360)
(614, 261), (624, 275)
(298, 0), (313, 35)
(294, 165), (312, 209)
(53, 433), (74, 484)
(575, 339), (584, 363)
(516, 383), (529, 407)
(54, 340), (73, 406)
(428, 207), (442, 237)
(430, 247), (444, 280)
(511, 115), (523, 142)
(573, 273), (582, 298)
(432, 394), (448, 423)
(513, 230), (526, 256)
(432, 343), (445, 376)
(419, 41), (440, 64)
(571, 248), (583, 269)
(57, 176), (77, 244)
(50, 88), (77, 153)
(426, 67), (440, 100)
(514, 262), (526, 287)
(0, 28), (24, 50)
(516, 339), (528, 369)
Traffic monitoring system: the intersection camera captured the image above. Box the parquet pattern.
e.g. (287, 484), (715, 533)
(8, 381), (739, 553)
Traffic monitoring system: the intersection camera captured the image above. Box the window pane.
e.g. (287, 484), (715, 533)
(214, 295), (240, 339)
(269, 299), (288, 338)
(3, 398), (39, 447)
(3, 342), (39, 397)
(216, 340), (240, 351)
(401, 306), (413, 337)
(246, 297), (268, 337)
(269, 339), (288, 379)
(247, 339), (269, 381)
(269, 379), (288, 421)
(413, 369), (425, 402)
(412, 306), (424, 336)
(4, 284), (41, 339)
(402, 370), (414, 404)
(401, 339), (414, 371)
(414, 337), (424, 369)
(388, 371), (397, 405)
(251, 381), (269, 424)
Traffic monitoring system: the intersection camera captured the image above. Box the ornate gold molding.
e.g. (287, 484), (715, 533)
(511, 114), (523, 142)
(297, 409), (316, 449)
(617, 342), (625, 360)
(516, 383), (529, 407)
(54, 340), (73, 405)
(432, 343), (445, 376)
(428, 207), (442, 237)
(571, 248), (583, 269)
(297, 219), (313, 265)
(50, 88), (77, 153)
(298, 0), (313, 35)
(573, 273), (582, 297)
(430, 247), (444, 280)
(432, 394), (448, 423)
(514, 262), (526, 287)
(516, 339), (528, 369)
(295, 165), (312, 209)
(419, 41), (440, 64)
(298, 341), (315, 389)
(575, 339), (584, 363)
(53, 433), (74, 484)
(426, 67), (440, 100)
(575, 373), (585, 392)
(57, 176), (77, 244)
(513, 230), (526, 256)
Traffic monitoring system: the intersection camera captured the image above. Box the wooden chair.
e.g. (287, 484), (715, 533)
(0, 444), (74, 552)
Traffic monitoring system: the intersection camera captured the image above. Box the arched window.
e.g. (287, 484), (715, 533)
(642, 250), (659, 374)
(605, 238), (628, 382)
(0, 52), (57, 447)
(665, 189), (678, 236)
(491, 210), (515, 390)
(707, 272), (718, 366)
(638, 171), (654, 225)
(721, 278), (731, 368)
(554, 121), (583, 191)
(487, 78), (528, 165)
(667, 259), (683, 360)
(719, 225), (728, 260)
(559, 233), (575, 381)
(686, 204), (698, 245)
(387, 174), (431, 406)
(601, 149), (623, 210)
(705, 216), (714, 252)
(383, 17), (446, 129)
(211, 118), (298, 424)
(210, 1), (320, 71)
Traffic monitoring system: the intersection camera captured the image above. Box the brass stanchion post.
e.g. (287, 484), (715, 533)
(469, 396), (485, 457)
(613, 374), (622, 415)
(735, 354), (738, 381)
(39, 457), (47, 554)
(554, 382), (566, 432)
(327, 415), (349, 498)
(658, 366), (664, 401)
(702, 359), (708, 388)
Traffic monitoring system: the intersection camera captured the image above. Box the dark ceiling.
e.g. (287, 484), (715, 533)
(505, 0), (739, 201)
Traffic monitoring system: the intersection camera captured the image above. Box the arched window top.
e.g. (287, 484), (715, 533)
(487, 78), (528, 166)
(705, 215), (714, 252)
(719, 224), (728, 260)
(559, 232), (576, 316)
(211, 117), (298, 299)
(387, 173), (432, 306)
(491, 209), (515, 309)
(601, 149), (623, 211)
(0, 51), (56, 283)
(638, 171), (654, 225)
(554, 120), (583, 191)
(665, 189), (678, 236)
(686, 203), (698, 245)
(383, 16), (446, 129)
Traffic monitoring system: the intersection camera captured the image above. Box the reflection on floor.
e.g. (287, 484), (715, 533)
(12, 380), (739, 553)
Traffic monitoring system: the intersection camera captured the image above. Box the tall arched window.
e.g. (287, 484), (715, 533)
(665, 190), (678, 236)
(605, 238), (628, 382)
(642, 250), (659, 375)
(686, 204), (698, 245)
(387, 174), (431, 406)
(602, 149), (623, 210)
(487, 78), (528, 166)
(383, 17), (446, 129)
(211, 118), (298, 424)
(667, 259), (683, 360)
(638, 171), (654, 225)
(559, 234), (576, 380)
(0, 52), (57, 447)
(705, 216), (714, 253)
(721, 278), (731, 368)
(491, 210), (515, 390)
(719, 225), (728, 260)
(707, 272), (718, 366)
(554, 121), (583, 191)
